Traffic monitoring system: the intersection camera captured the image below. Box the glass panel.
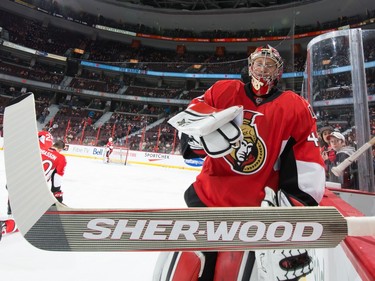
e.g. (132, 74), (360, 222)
(303, 29), (375, 191)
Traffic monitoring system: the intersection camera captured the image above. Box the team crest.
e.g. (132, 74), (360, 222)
(224, 110), (266, 174)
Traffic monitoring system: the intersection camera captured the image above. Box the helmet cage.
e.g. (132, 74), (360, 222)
(248, 45), (283, 83)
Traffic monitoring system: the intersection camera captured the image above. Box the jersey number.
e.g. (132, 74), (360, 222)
(42, 159), (54, 180)
(307, 132), (319, 147)
(40, 134), (53, 146)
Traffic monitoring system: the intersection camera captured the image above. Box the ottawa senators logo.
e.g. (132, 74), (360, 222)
(224, 110), (266, 174)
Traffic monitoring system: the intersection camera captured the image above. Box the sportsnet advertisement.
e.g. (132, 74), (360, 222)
(62, 144), (203, 170)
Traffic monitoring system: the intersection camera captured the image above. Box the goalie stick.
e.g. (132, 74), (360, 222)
(3, 94), (375, 252)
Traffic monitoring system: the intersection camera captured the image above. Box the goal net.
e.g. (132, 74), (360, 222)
(104, 147), (130, 165)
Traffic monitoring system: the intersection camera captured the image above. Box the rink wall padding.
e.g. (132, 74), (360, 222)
(0, 140), (202, 170)
(61, 143), (204, 171)
(320, 189), (375, 281)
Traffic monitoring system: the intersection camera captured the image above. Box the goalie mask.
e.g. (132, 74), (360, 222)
(248, 45), (283, 96)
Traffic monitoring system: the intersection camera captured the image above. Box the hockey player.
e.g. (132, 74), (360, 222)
(105, 137), (114, 163)
(43, 140), (67, 203)
(35, 131), (67, 202)
(36, 131), (67, 203)
(161, 45), (326, 281)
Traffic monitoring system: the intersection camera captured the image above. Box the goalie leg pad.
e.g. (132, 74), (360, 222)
(153, 251), (204, 281)
(214, 251), (257, 281)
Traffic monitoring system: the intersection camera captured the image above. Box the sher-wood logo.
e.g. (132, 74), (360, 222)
(83, 219), (323, 242)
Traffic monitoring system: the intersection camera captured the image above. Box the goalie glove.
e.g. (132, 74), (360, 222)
(169, 103), (243, 158)
(185, 121), (243, 158)
(256, 187), (314, 281)
(200, 121), (243, 158)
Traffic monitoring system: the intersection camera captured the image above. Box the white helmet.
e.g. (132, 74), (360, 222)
(248, 45), (283, 96)
(108, 137), (113, 142)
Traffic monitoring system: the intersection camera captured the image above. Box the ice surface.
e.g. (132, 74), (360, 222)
(0, 151), (199, 280)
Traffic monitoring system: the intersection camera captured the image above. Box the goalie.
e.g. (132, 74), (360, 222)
(156, 45), (326, 281)
(104, 137), (114, 163)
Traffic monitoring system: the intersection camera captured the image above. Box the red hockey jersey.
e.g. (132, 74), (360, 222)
(106, 141), (114, 150)
(187, 80), (325, 207)
(40, 147), (67, 181)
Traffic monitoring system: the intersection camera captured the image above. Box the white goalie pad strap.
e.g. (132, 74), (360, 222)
(277, 189), (293, 207)
(260, 187), (293, 207)
(168, 103), (243, 137)
(260, 186), (277, 207)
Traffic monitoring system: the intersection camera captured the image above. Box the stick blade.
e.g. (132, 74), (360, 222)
(3, 94), (56, 235)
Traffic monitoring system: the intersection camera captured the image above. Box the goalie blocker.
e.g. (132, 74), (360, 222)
(168, 103), (243, 158)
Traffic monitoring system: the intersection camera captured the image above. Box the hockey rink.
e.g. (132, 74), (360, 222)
(0, 151), (199, 280)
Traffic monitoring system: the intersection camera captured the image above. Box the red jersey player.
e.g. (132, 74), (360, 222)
(38, 131), (67, 202)
(105, 137), (114, 163)
(40, 139), (67, 203)
(161, 45), (326, 281)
